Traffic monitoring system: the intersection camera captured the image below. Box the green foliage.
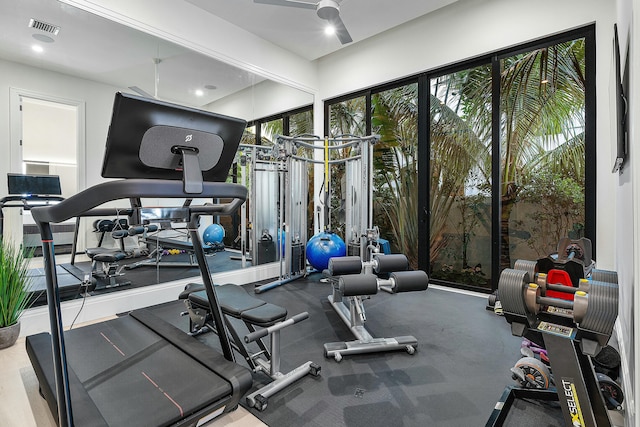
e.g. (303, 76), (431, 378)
(289, 110), (314, 137)
(371, 85), (419, 267)
(325, 37), (586, 282)
(429, 69), (492, 262)
(0, 241), (33, 328)
(518, 168), (585, 256)
(431, 263), (488, 287)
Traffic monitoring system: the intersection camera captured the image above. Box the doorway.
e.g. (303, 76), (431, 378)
(8, 88), (85, 252)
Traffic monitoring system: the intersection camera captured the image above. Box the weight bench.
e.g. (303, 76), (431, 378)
(85, 228), (132, 290)
(179, 283), (320, 411)
(127, 235), (213, 269)
(324, 254), (429, 362)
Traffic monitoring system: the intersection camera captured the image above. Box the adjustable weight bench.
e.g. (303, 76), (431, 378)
(127, 235), (214, 269)
(324, 254), (429, 362)
(180, 283), (321, 411)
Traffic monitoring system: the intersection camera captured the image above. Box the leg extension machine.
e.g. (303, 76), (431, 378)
(323, 254), (429, 362)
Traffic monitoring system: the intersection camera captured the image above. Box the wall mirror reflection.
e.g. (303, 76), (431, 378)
(0, 0), (314, 303)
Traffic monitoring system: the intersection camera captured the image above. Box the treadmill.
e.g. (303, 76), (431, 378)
(26, 92), (253, 427)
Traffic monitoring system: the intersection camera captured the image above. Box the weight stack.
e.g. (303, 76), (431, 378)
(291, 243), (305, 274)
(347, 242), (361, 257)
(256, 239), (276, 265)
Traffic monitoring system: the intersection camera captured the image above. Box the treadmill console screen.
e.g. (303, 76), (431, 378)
(101, 92), (247, 184)
(7, 174), (62, 196)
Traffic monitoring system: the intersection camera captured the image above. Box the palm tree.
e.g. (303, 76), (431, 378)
(371, 85), (419, 266)
(494, 40), (586, 269)
(326, 37), (586, 281)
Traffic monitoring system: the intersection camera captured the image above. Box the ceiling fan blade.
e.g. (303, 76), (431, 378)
(253, 0), (316, 9)
(331, 15), (352, 44)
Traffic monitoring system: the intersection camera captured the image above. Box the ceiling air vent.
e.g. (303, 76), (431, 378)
(28, 19), (60, 36)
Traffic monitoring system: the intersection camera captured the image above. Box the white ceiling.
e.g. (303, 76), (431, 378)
(187, 0), (458, 60)
(0, 0), (263, 107)
(0, 0), (458, 107)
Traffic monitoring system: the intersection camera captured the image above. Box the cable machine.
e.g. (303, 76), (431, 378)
(237, 134), (379, 293)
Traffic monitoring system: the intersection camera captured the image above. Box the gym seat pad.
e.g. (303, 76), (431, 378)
(188, 284), (287, 326)
(26, 309), (252, 426)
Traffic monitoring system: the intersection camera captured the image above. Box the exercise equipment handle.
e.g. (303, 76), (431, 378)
(128, 224), (159, 236)
(111, 230), (128, 239)
(244, 312), (309, 343)
(537, 295), (574, 310)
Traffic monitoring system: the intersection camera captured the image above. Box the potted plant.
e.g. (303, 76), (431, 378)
(0, 239), (33, 349)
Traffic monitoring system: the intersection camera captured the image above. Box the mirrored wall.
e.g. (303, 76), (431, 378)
(0, 0), (313, 289)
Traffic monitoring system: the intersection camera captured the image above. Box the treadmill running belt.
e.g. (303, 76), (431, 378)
(27, 312), (251, 426)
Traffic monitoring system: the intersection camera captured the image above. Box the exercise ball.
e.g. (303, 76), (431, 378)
(203, 223), (225, 245)
(306, 232), (346, 271)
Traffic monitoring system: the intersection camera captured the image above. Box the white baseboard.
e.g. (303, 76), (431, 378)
(614, 320), (634, 422)
(20, 262), (280, 337)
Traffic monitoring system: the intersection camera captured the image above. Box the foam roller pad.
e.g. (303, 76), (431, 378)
(339, 274), (379, 296)
(374, 254), (409, 274)
(328, 256), (362, 276)
(390, 271), (429, 293)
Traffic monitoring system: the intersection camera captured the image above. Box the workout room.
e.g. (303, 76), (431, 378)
(0, 1), (637, 426)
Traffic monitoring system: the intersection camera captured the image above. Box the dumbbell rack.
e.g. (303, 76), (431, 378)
(487, 268), (618, 427)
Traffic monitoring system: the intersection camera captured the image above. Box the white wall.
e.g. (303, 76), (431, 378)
(613, 1), (636, 424)
(0, 58), (129, 249)
(0, 58), (121, 192)
(208, 79), (314, 121)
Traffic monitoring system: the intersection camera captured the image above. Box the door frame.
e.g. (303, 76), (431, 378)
(9, 87), (86, 193)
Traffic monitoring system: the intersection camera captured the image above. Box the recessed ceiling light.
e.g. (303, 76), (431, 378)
(195, 89), (204, 97)
(32, 34), (54, 43)
(325, 25), (336, 36)
(31, 45), (44, 53)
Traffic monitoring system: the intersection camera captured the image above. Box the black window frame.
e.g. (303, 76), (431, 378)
(324, 24), (596, 292)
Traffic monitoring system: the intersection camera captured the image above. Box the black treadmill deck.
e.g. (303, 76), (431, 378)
(26, 309), (252, 426)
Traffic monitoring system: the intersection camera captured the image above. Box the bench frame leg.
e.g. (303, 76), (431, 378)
(323, 292), (417, 362)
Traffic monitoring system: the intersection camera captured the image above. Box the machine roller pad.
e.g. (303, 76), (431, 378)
(338, 274), (379, 296)
(390, 270), (429, 293)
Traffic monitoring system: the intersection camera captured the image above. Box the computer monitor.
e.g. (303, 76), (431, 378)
(7, 174), (62, 196)
(101, 92), (247, 193)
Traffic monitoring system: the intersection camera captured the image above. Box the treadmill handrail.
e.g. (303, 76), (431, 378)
(33, 178), (248, 427)
(30, 179), (247, 225)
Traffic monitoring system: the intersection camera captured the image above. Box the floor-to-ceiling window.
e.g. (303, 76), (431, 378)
(428, 64), (493, 288)
(324, 26), (594, 292)
(371, 84), (419, 266)
(498, 38), (588, 272)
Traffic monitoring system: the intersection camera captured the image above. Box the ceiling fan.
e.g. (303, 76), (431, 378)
(254, 0), (353, 44)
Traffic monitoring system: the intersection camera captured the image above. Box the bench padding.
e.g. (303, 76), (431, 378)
(188, 284), (287, 327)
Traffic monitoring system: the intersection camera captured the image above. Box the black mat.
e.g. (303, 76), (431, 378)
(27, 265), (84, 306)
(27, 250), (249, 307)
(146, 274), (543, 427)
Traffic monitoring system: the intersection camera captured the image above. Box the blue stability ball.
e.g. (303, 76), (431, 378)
(203, 223), (225, 245)
(306, 232), (346, 271)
